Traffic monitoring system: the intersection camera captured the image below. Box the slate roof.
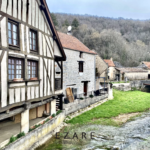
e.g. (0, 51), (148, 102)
(116, 67), (148, 73)
(58, 32), (97, 55)
(104, 59), (115, 67)
(142, 62), (150, 69)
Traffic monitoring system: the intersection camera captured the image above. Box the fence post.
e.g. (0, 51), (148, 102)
(108, 83), (113, 100)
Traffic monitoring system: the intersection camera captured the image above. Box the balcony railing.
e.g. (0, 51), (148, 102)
(55, 78), (62, 91)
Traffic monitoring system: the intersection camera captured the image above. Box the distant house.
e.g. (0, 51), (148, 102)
(95, 55), (108, 90)
(104, 58), (116, 81)
(58, 32), (97, 100)
(140, 62), (150, 79)
(116, 68), (148, 81)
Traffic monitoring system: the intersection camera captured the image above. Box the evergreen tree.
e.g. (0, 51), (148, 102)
(72, 18), (79, 28)
(51, 13), (58, 26)
(63, 19), (69, 26)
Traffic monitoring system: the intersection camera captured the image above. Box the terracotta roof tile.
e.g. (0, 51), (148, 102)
(143, 62), (150, 69)
(104, 59), (115, 67)
(58, 32), (97, 55)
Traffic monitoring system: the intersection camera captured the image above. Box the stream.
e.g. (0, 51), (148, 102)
(37, 111), (150, 150)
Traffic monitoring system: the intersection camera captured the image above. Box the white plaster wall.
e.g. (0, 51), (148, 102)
(63, 49), (95, 95)
(125, 72), (148, 80)
(108, 67), (116, 80)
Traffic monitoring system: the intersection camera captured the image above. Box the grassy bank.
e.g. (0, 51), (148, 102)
(110, 81), (130, 84)
(66, 89), (150, 126)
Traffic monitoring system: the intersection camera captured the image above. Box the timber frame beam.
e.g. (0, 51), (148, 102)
(0, 93), (61, 113)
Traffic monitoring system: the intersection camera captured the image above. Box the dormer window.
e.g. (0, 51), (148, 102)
(79, 52), (83, 58)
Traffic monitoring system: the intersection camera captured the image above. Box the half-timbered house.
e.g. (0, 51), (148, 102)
(0, 0), (66, 134)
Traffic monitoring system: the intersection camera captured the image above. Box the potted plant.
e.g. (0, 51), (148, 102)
(89, 95), (94, 98)
(30, 77), (38, 81)
(13, 78), (23, 82)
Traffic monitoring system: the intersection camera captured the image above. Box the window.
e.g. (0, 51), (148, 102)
(8, 21), (19, 46)
(79, 62), (83, 72)
(8, 58), (24, 80)
(30, 30), (37, 52)
(28, 60), (38, 79)
(79, 52), (83, 58)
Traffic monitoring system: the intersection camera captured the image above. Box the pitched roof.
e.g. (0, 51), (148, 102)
(104, 59), (115, 67)
(41, 0), (66, 61)
(58, 32), (97, 55)
(116, 67), (148, 73)
(142, 62), (150, 69)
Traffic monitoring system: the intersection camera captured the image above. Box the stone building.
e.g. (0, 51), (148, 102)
(58, 32), (97, 98)
(116, 68), (148, 81)
(104, 58), (116, 81)
(139, 62), (150, 79)
(95, 54), (108, 90)
(0, 0), (66, 134)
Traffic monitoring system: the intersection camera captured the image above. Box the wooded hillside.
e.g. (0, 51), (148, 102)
(52, 13), (150, 67)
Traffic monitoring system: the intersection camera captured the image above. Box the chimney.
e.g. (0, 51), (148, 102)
(110, 57), (113, 61)
(67, 26), (72, 35)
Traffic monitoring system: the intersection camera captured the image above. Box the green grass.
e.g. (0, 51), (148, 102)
(111, 81), (130, 84)
(66, 89), (150, 125)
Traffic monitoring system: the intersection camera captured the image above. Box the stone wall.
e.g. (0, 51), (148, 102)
(63, 48), (95, 95)
(2, 112), (65, 150)
(108, 67), (116, 80)
(125, 72), (148, 81)
(2, 94), (109, 150)
(113, 80), (150, 91)
(130, 80), (150, 92)
(113, 84), (131, 91)
(96, 55), (108, 77)
(64, 94), (108, 115)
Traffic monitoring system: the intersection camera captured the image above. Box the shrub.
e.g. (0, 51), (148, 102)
(17, 132), (25, 138)
(45, 118), (50, 123)
(9, 136), (17, 143)
(89, 95), (94, 98)
(131, 87), (138, 91)
(29, 128), (34, 132)
(80, 97), (83, 100)
(35, 124), (41, 128)
(52, 114), (56, 117)
(56, 110), (62, 115)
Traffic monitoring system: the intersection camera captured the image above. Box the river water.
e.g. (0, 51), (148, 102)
(37, 111), (150, 150)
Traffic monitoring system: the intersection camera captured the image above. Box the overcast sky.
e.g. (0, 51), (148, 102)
(46, 0), (150, 20)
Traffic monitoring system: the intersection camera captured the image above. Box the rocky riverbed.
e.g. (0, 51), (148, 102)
(37, 111), (150, 150)
(82, 111), (150, 150)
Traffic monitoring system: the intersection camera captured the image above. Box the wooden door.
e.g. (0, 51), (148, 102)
(122, 74), (124, 81)
(84, 82), (88, 96)
(66, 88), (74, 102)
